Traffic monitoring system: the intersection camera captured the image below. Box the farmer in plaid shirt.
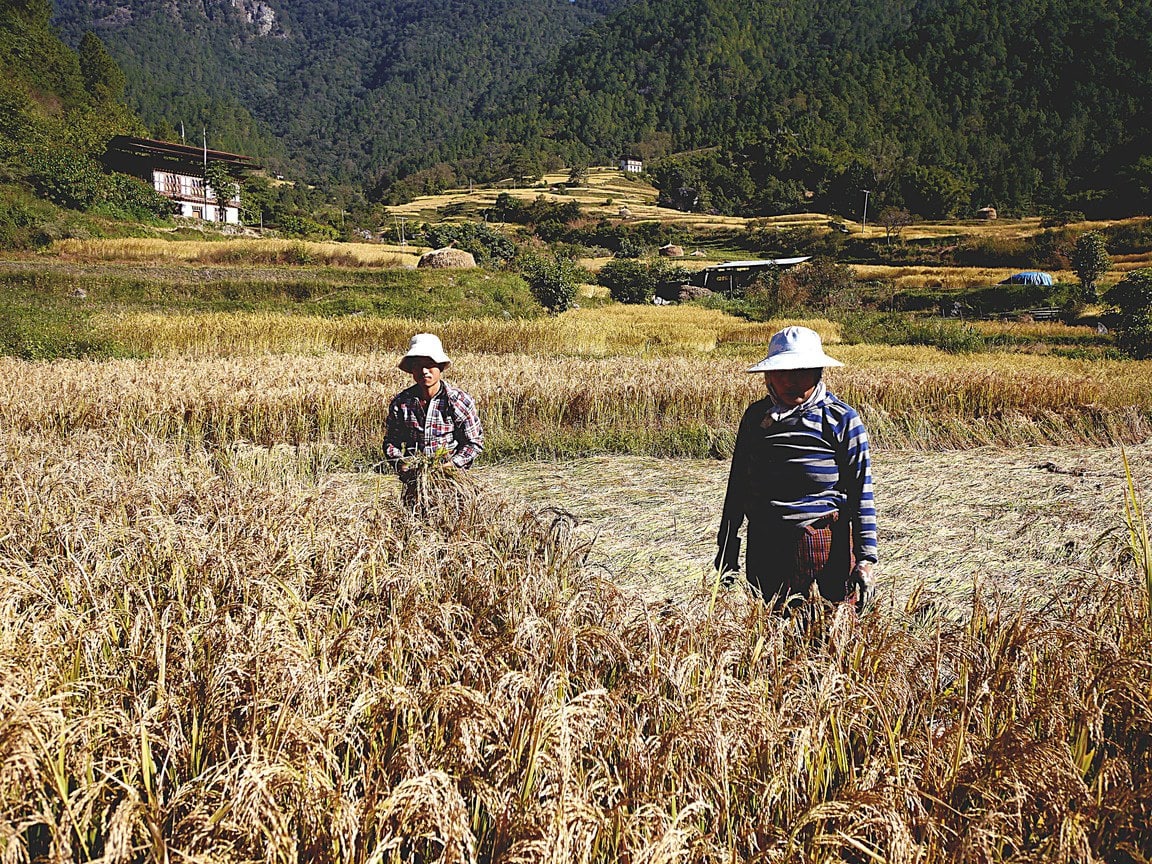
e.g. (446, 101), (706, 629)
(715, 326), (877, 611)
(385, 333), (483, 501)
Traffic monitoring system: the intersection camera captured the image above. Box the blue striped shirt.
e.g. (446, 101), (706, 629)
(720, 388), (878, 563)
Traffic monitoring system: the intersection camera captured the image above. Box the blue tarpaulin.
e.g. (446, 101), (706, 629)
(1000, 271), (1054, 286)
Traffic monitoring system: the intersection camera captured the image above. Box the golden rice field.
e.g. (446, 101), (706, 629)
(5, 345), (1152, 458)
(50, 237), (423, 268)
(62, 307), (1152, 454)
(88, 307), (834, 360)
(3, 302), (1152, 861)
(1, 428), (1149, 862)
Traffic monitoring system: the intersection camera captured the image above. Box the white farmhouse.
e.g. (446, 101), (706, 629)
(104, 135), (256, 224)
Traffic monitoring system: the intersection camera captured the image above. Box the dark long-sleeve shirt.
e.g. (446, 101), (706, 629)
(718, 388), (877, 564)
(385, 382), (483, 470)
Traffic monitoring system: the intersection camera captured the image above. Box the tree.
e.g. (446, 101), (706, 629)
(1070, 231), (1112, 302)
(878, 206), (913, 245)
(1103, 268), (1152, 359)
(204, 161), (237, 223)
(77, 32), (125, 103)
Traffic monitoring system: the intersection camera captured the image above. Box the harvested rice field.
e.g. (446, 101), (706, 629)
(478, 445), (1152, 614)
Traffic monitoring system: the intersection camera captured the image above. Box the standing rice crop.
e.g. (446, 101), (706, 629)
(1, 430), (1149, 861)
(3, 347), (1151, 459)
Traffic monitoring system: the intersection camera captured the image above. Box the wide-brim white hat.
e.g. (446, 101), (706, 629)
(746, 326), (843, 372)
(398, 333), (451, 370)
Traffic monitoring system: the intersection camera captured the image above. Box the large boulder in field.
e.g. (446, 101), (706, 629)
(418, 247), (477, 269)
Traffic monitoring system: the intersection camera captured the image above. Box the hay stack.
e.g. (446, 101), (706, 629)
(659, 243), (684, 257)
(418, 247), (477, 269)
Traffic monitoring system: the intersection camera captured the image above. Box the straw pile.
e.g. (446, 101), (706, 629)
(418, 246), (477, 268)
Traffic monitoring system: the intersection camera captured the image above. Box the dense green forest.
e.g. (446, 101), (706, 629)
(47, 0), (1152, 217)
(50, 0), (627, 181)
(520, 0), (1152, 217)
(0, 0), (367, 244)
(9, 0), (1152, 219)
(0, 0), (175, 245)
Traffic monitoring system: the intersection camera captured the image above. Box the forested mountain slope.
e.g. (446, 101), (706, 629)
(43, 0), (1152, 215)
(525, 0), (1152, 214)
(51, 0), (627, 180)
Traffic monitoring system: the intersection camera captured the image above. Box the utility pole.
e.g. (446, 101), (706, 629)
(861, 189), (872, 236)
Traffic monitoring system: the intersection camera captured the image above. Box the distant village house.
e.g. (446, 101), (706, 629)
(103, 135), (256, 224)
(619, 157), (643, 174)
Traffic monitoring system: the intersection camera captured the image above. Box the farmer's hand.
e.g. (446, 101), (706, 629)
(848, 561), (876, 611)
(396, 461), (418, 484)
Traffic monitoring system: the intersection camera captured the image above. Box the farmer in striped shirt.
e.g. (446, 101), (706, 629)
(386, 333), (483, 503)
(715, 326), (877, 609)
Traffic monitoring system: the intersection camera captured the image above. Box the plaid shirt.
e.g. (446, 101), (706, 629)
(385, 382), (483, 470)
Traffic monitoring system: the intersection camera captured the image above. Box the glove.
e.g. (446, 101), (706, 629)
(848, 561), (876, 611)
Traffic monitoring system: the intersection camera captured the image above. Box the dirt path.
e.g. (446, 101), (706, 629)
(478, 444), (1152, 615)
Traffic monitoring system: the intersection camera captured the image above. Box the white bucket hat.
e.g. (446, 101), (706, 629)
(746, 326), (843, 372)
(398, 333), (451, 371)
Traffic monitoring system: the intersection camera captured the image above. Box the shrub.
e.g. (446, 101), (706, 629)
(597, 258), (653, 303)
(96, 173), (177, 220)
(518, 252), (583, 313)
(1104, 268), (1152, 359)
(27, 148), (107, 210)
(277, 215), (339, 241)
(25, 142), (174, 220)
(595, 259), (692, 305)
(423, 221), (517, 266)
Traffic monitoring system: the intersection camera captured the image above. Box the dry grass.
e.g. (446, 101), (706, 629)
(962, 319), (1103, 341)
(51, 237), (422, 268)
(851, 265), (1065, 291)
(1111, 252), (1152, 273)
(385, 168), (820, 231)
(89, 309), (841, 359)
(1, 429), (1150, 861)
